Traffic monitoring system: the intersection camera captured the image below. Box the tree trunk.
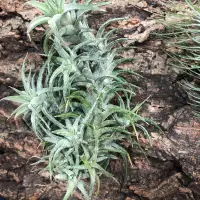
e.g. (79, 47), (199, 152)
(0, 0), (199, 199)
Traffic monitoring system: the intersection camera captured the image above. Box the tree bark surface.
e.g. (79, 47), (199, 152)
(0, 0), (200, 199)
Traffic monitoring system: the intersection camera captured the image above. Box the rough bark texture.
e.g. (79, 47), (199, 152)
(0, 0), (200, 200)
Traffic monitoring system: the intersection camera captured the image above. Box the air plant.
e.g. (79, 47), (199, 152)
(157, 0), (200, 116)
(2, 0), (153, 199)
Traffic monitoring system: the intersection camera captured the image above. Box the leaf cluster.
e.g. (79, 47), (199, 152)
(158, 0), (200, 116)
(2, 0), (152, 199)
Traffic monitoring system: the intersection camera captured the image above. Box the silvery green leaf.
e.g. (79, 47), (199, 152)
(28, 16), (51, 34)
(63, 177), (78, 200)
(77, 181), (90, 200)
(97, 18), (126, 38)
(12, 104), (29, 118)
(59, 25), (76, 36)
(93, 162), (118, 183)
(2, 96), (28, 104)
(55, 173), (68, 181)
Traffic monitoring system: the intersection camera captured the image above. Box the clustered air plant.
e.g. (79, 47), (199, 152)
(157, 0), (200, 117)
(2, 0), (152, 199)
